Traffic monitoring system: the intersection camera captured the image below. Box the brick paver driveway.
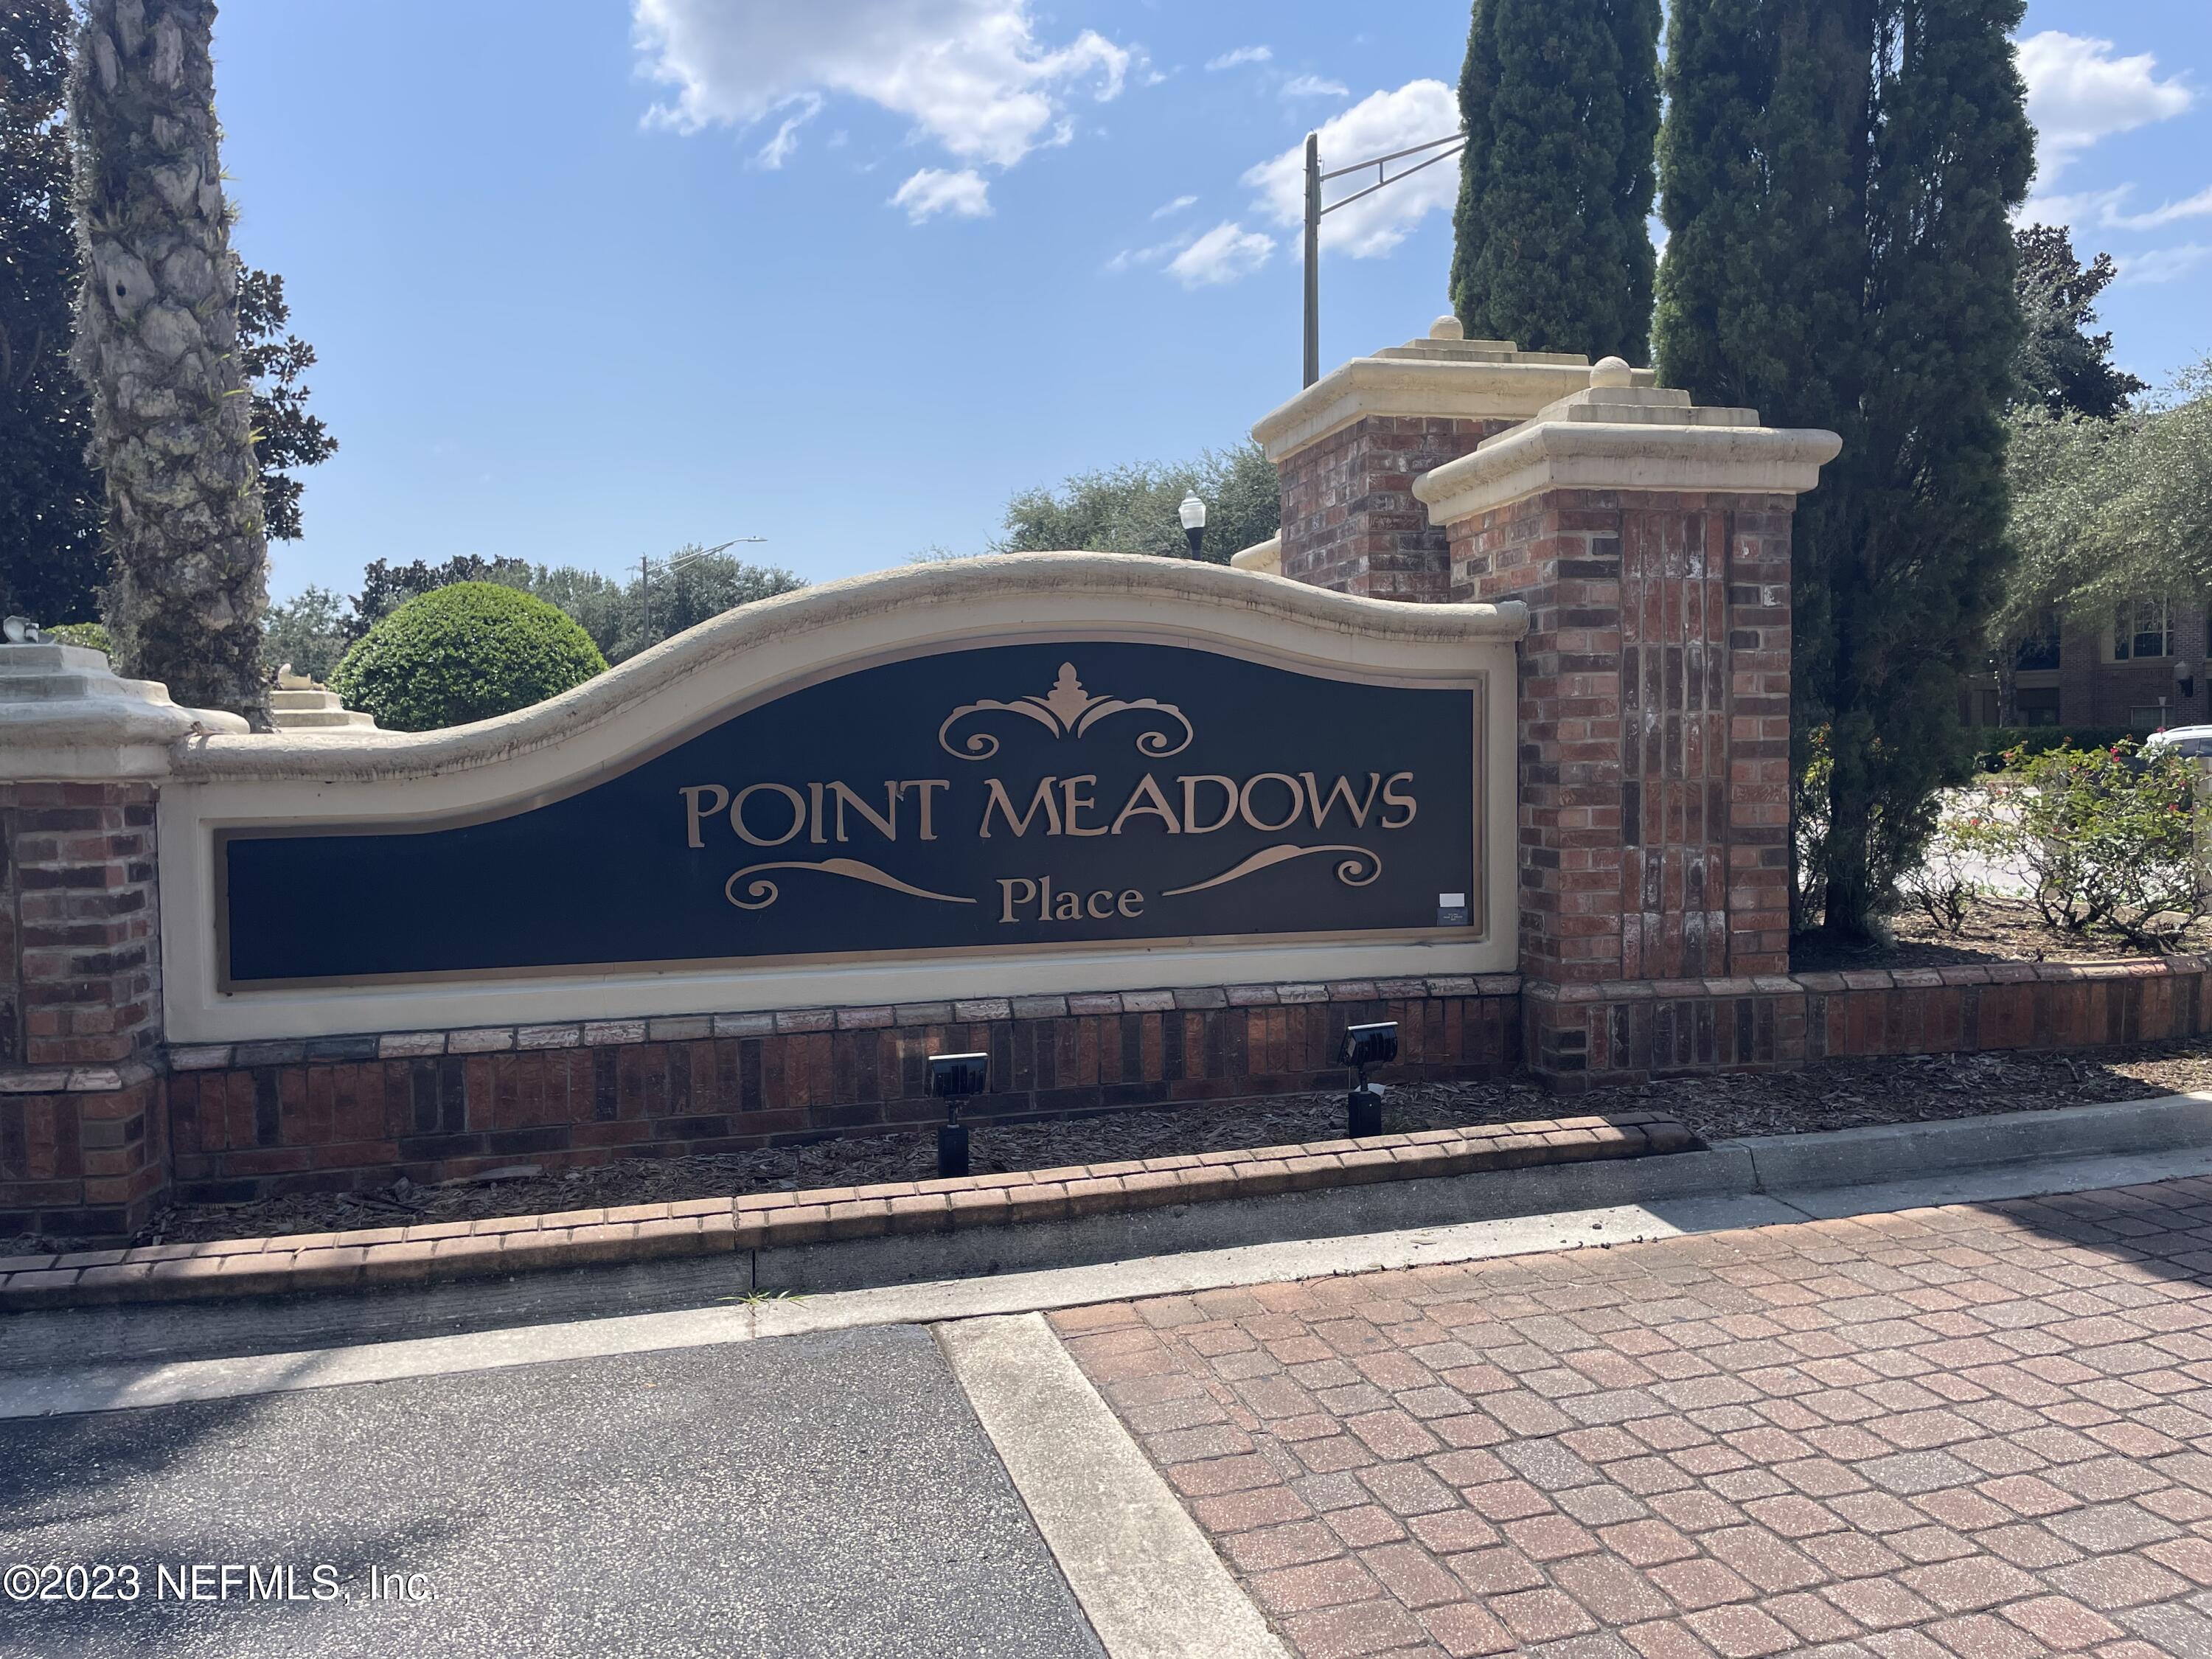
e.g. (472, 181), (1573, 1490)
(1054, 1179), (2212, 1658)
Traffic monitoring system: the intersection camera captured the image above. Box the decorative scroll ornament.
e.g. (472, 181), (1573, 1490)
(939, 662), (1193, 762)
(1162, 844), (1382, 897)
(726, 860), (976, 911)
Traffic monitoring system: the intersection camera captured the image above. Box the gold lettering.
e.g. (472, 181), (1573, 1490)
(1117, 889), (1144, 917)
(1052, 887), (1082, 921)
(1061, 775), (1107, 837)
(1110, 773), (1180, 835)
(679, 784), (729, 849)
(1086, 889), (1114, 919)
(1239, 772), (1305, 832)
(828, 781), (899, 843)
(1301, 771), (1382, 829)
(1178, 774), (1239, 834)
(1380, 771), (1417, 828)
(980, 777), (1063, 838)
(998, 877), (1037, 923)
(904, 779), (949, 841)
(806, 782), (827, 845)
(731, 782), (807, 847)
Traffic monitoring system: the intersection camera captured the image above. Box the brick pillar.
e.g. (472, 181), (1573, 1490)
(1415, 364), (1840, 1088)
(1251, 318), (1646, 601)
(1, 639), (245, 1239)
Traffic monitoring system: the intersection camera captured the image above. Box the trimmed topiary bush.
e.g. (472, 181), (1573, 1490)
(329, 582), (606, 731)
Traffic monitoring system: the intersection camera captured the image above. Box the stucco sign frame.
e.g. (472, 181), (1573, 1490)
(158, 555), (1526, 1044)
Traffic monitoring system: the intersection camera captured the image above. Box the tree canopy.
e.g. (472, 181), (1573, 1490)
(2011, 223), (2146, 421)
(992, 443), (1279, 564)
(0, 0), (100, 623)
(270, 546), (804, 686)
(1998, 360), (2212, 650)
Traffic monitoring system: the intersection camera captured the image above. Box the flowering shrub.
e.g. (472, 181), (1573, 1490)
(1995, 740), (2208, 951)
(1897, 811), (2015, 934)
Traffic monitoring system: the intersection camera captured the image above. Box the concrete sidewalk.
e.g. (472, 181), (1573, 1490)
(1057, 1175), (2212, 1657)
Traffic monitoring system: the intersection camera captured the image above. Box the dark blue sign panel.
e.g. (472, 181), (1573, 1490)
(220, 641), (1481, 986)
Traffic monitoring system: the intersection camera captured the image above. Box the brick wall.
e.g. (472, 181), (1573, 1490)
(160, 981), (1524, 1206)
(1448, 488), (1795, 1004)
(0, 782), (170, 1238)
(0, 1070), (169, 1239)
(1521, 959), (2212, 1088)
(0, 782), (162, 1068)
(1276, 417), (1506, 599)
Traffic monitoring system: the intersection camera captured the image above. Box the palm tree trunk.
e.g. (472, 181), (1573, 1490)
(70, 0), (271, 728)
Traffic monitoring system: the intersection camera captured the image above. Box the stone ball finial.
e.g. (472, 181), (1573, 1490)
(1429, 314), (1465, 341)
(1590, 355), (1633, 388)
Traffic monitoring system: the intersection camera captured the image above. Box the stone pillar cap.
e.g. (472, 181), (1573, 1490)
(1, 641), (248, 780)
(1251, 328), (1659, 462)
(1413, 382), (1843, 526)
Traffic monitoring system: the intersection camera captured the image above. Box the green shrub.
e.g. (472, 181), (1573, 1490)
(1996, 740), (2207, 951)
(1972, 726), (2132, 772)
(329, 582), (606, 732)
(44, 621), (112, 655)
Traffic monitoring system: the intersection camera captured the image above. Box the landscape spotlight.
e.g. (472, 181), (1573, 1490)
(1338, 1021), (1397, 1138)
(1178, 493), (1207, 560)
(928, 1051), (990, 1179)
(1, 616), (38, 644)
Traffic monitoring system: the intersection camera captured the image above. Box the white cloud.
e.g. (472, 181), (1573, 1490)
(633, 0), (1130, 170)
(892, 167), (992, 222)
(754, 93), (823, 168)
(1205, 46), (1270, 72)
(1281, 74), (1349, 100)
(1106, 228), (1194, 273)
(1165, 222), (1274, 288)
(1245, 80), (1461, 258)
(1151, 193), (1198, 220)
(2018, 32), (2194, 179)
(2021, 180), (2212, 235)
(2118, 243), (2211, 285)
(2107, 184), (2212, 232)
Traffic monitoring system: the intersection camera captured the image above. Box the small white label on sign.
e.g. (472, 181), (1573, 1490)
(1439, 894), (1466, 908)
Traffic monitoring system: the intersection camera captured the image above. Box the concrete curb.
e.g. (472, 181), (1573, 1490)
(1731, 1091), (2212, 1189)
(939, 1314), (1288, 1659)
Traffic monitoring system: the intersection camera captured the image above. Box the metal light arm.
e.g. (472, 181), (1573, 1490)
(1303, 128), (1468, 388)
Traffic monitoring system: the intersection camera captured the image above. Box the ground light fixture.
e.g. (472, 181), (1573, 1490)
(1338, 1020), (1397, 1138)
(1, 616), (40, 644)
(1178, 493), (1206, 560)
(928, 1051), (990, 1179)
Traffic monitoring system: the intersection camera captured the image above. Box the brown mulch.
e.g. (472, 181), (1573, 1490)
(105, 1034), (2212, 1251)
(1790, 894), (2212, 972)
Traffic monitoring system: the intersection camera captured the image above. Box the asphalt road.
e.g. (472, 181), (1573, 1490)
(0, 1324), (1102, 1659)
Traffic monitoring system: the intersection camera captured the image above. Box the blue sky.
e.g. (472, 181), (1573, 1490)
(207, 1), (2212, 603)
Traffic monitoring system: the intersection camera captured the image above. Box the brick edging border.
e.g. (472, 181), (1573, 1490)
(0, 1111), (1693, 1311)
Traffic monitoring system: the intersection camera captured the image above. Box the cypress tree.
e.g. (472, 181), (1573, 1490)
(1655, 0), (2031, 939)
(1450, 0), (1662, 364)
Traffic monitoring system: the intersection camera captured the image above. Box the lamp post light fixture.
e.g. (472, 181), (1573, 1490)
(1178, 493), (1207, 560)
(1337, 1021), (1398, 1139)
(928, 1051), (990, 1179)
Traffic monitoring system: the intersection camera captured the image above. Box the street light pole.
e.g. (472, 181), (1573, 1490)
(1303, 133), (1321, 391)
(1301, 127), (1468, 389)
